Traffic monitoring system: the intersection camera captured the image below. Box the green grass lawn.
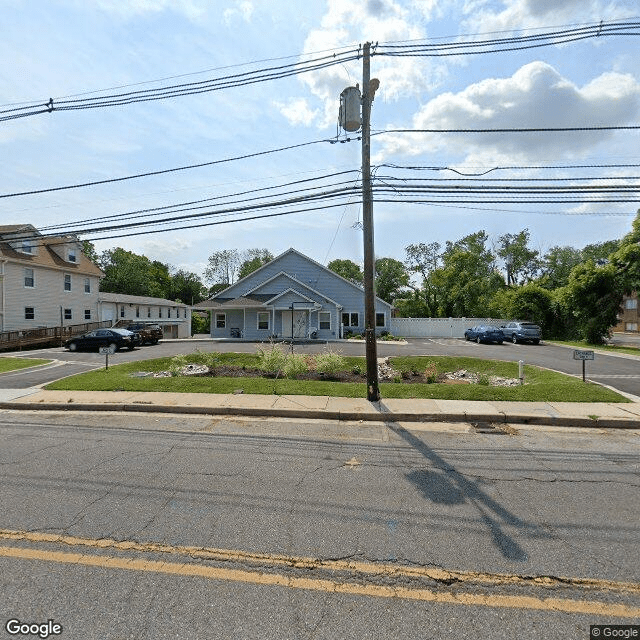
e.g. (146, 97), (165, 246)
(548, 340), (640, 357)
(44, 352), (628, 402)
(0, 356), (51, 373)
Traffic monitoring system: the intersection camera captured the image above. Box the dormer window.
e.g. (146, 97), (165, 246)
(68, 250), (77, 262)
(21, 241), (34, 254)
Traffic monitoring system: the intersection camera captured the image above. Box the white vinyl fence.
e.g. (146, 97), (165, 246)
(390, 317), (508, 338)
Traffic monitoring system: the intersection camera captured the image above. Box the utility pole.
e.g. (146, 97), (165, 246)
(361, 42), (380, 402)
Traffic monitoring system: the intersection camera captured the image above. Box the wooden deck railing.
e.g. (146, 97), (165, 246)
(0, 320), (113, 351)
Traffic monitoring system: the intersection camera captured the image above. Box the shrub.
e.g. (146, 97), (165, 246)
(424, 362), (438, 384)
(168, 354), (188, 377)
(256, 343), (287, 376)
(315, 350), (346, 377)
(283, 353), (308, 379)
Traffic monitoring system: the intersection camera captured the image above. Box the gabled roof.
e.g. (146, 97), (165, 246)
(0, 235), (104, 277)
(204, 248), (392, 308)
(245, 271), (341, 307)
(195, 295), (269, 310)
(0, 224), (38, 237)
(264, 288), (318, 306)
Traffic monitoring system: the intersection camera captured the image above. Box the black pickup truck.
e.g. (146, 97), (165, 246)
(118, 322), (163, 345)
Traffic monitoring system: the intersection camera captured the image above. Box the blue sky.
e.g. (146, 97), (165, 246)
(2, 0), (639, 282)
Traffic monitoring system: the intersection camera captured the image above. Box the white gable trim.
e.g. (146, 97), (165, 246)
(264, 288), (317, 306)
(210, 248), (393, 309)
(245, 271), (342, 308)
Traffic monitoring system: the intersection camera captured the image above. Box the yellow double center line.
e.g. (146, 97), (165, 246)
(1, 529), (638, 617)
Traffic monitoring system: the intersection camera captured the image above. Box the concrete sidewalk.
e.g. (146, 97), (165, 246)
(1, 388), (640, 429)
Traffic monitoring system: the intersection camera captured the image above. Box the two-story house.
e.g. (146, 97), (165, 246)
(0, 225), (104, 332)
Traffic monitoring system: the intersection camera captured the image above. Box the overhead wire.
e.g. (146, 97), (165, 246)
(3, 19), (639, 123)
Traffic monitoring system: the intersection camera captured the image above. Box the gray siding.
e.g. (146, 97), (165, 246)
(209, 250), (392, 339)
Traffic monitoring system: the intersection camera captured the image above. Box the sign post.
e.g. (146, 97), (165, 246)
(573, 350), (594, 382)
(99, 345), (116, 370)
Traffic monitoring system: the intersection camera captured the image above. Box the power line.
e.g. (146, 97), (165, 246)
(0, 137), (336, 200)
(0, 49), (361, 123)
(376, 19), (640, 57)
(4, 20), (638, 123)
(374, 125), (640, 135)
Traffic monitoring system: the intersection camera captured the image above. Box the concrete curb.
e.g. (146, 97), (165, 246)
(1, 401), (639, 429)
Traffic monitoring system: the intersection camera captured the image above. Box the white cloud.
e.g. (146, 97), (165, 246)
(143, 237), (192, 262)
(285, 0), (445, 128)
(463, 0), (637, 33)
(272, 98), (320, 126)
(223, 1), (254, 25)
(378, 61), (640, 164)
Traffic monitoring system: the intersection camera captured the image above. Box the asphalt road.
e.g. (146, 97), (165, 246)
(4, 337), (640, 398)
(0, 411), (638, 639)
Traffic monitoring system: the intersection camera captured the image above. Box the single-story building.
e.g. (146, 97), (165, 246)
(97, 292), (192, 339)
(195, 248), (393, 340)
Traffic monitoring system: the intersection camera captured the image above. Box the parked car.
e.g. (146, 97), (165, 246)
(64, 328), (140, 352)
(120, 322), (163, 345)
(464, 325), (504, 344)
(500, 321), (542, 344)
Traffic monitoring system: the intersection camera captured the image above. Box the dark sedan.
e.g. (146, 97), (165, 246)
(464, 325), (504, 344)
(64, 328), (140, 352)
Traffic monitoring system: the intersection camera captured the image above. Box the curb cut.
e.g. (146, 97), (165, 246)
(1, 401), (639, 430)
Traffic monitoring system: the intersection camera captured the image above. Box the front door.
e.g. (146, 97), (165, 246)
(282, 310), (307, 338)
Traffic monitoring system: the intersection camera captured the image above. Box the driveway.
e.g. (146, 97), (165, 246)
(3, 337), (639, 398)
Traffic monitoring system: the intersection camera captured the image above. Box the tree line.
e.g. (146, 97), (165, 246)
(327, 212), (639, 344)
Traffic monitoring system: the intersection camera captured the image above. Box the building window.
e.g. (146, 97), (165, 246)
(64, 274), (71, 291)
(147, 307), (151, 318)
(120, 306), (125, 318)
(136, 306), (140, 318)
(168, 308), (171, 318)
(376, 312), (385, 327)
(21, 241), (33, 254)
(625, 298), (638, 310)
(84, 278), (91, 293)
(184, 308), (187, 318)
(626, 322), (638, 331)
(64, 309), (72, 320)
(24, 268), (34, 288)
(342, 312), (359, 327)
(159, 308), (163, 318)
(25, 307), (35, 320)
(319, 312), (331, 330)
(68, 250), (77, 263)
(84, 309), (91, 320)
(257, 312), (269, 330)
(216, 313), (226, 329)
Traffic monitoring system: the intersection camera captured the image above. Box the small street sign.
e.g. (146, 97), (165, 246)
(99, 345), (116, 370)
(573, 350), (594, 382)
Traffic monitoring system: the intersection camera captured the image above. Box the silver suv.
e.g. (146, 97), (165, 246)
(500, 321), (542, 344)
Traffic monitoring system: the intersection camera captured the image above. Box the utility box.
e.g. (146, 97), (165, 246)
(339, 86), (361, 132)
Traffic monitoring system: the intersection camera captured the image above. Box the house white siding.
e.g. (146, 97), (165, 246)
(0, 227), (103, 332)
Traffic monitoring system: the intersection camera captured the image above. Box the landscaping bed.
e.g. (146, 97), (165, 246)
(44, 350), (629, 402)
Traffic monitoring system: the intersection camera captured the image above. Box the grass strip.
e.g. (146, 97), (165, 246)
(0, 356), (51, 373)
(44, 353), (628, 402)
(548, 340), (640, 358)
